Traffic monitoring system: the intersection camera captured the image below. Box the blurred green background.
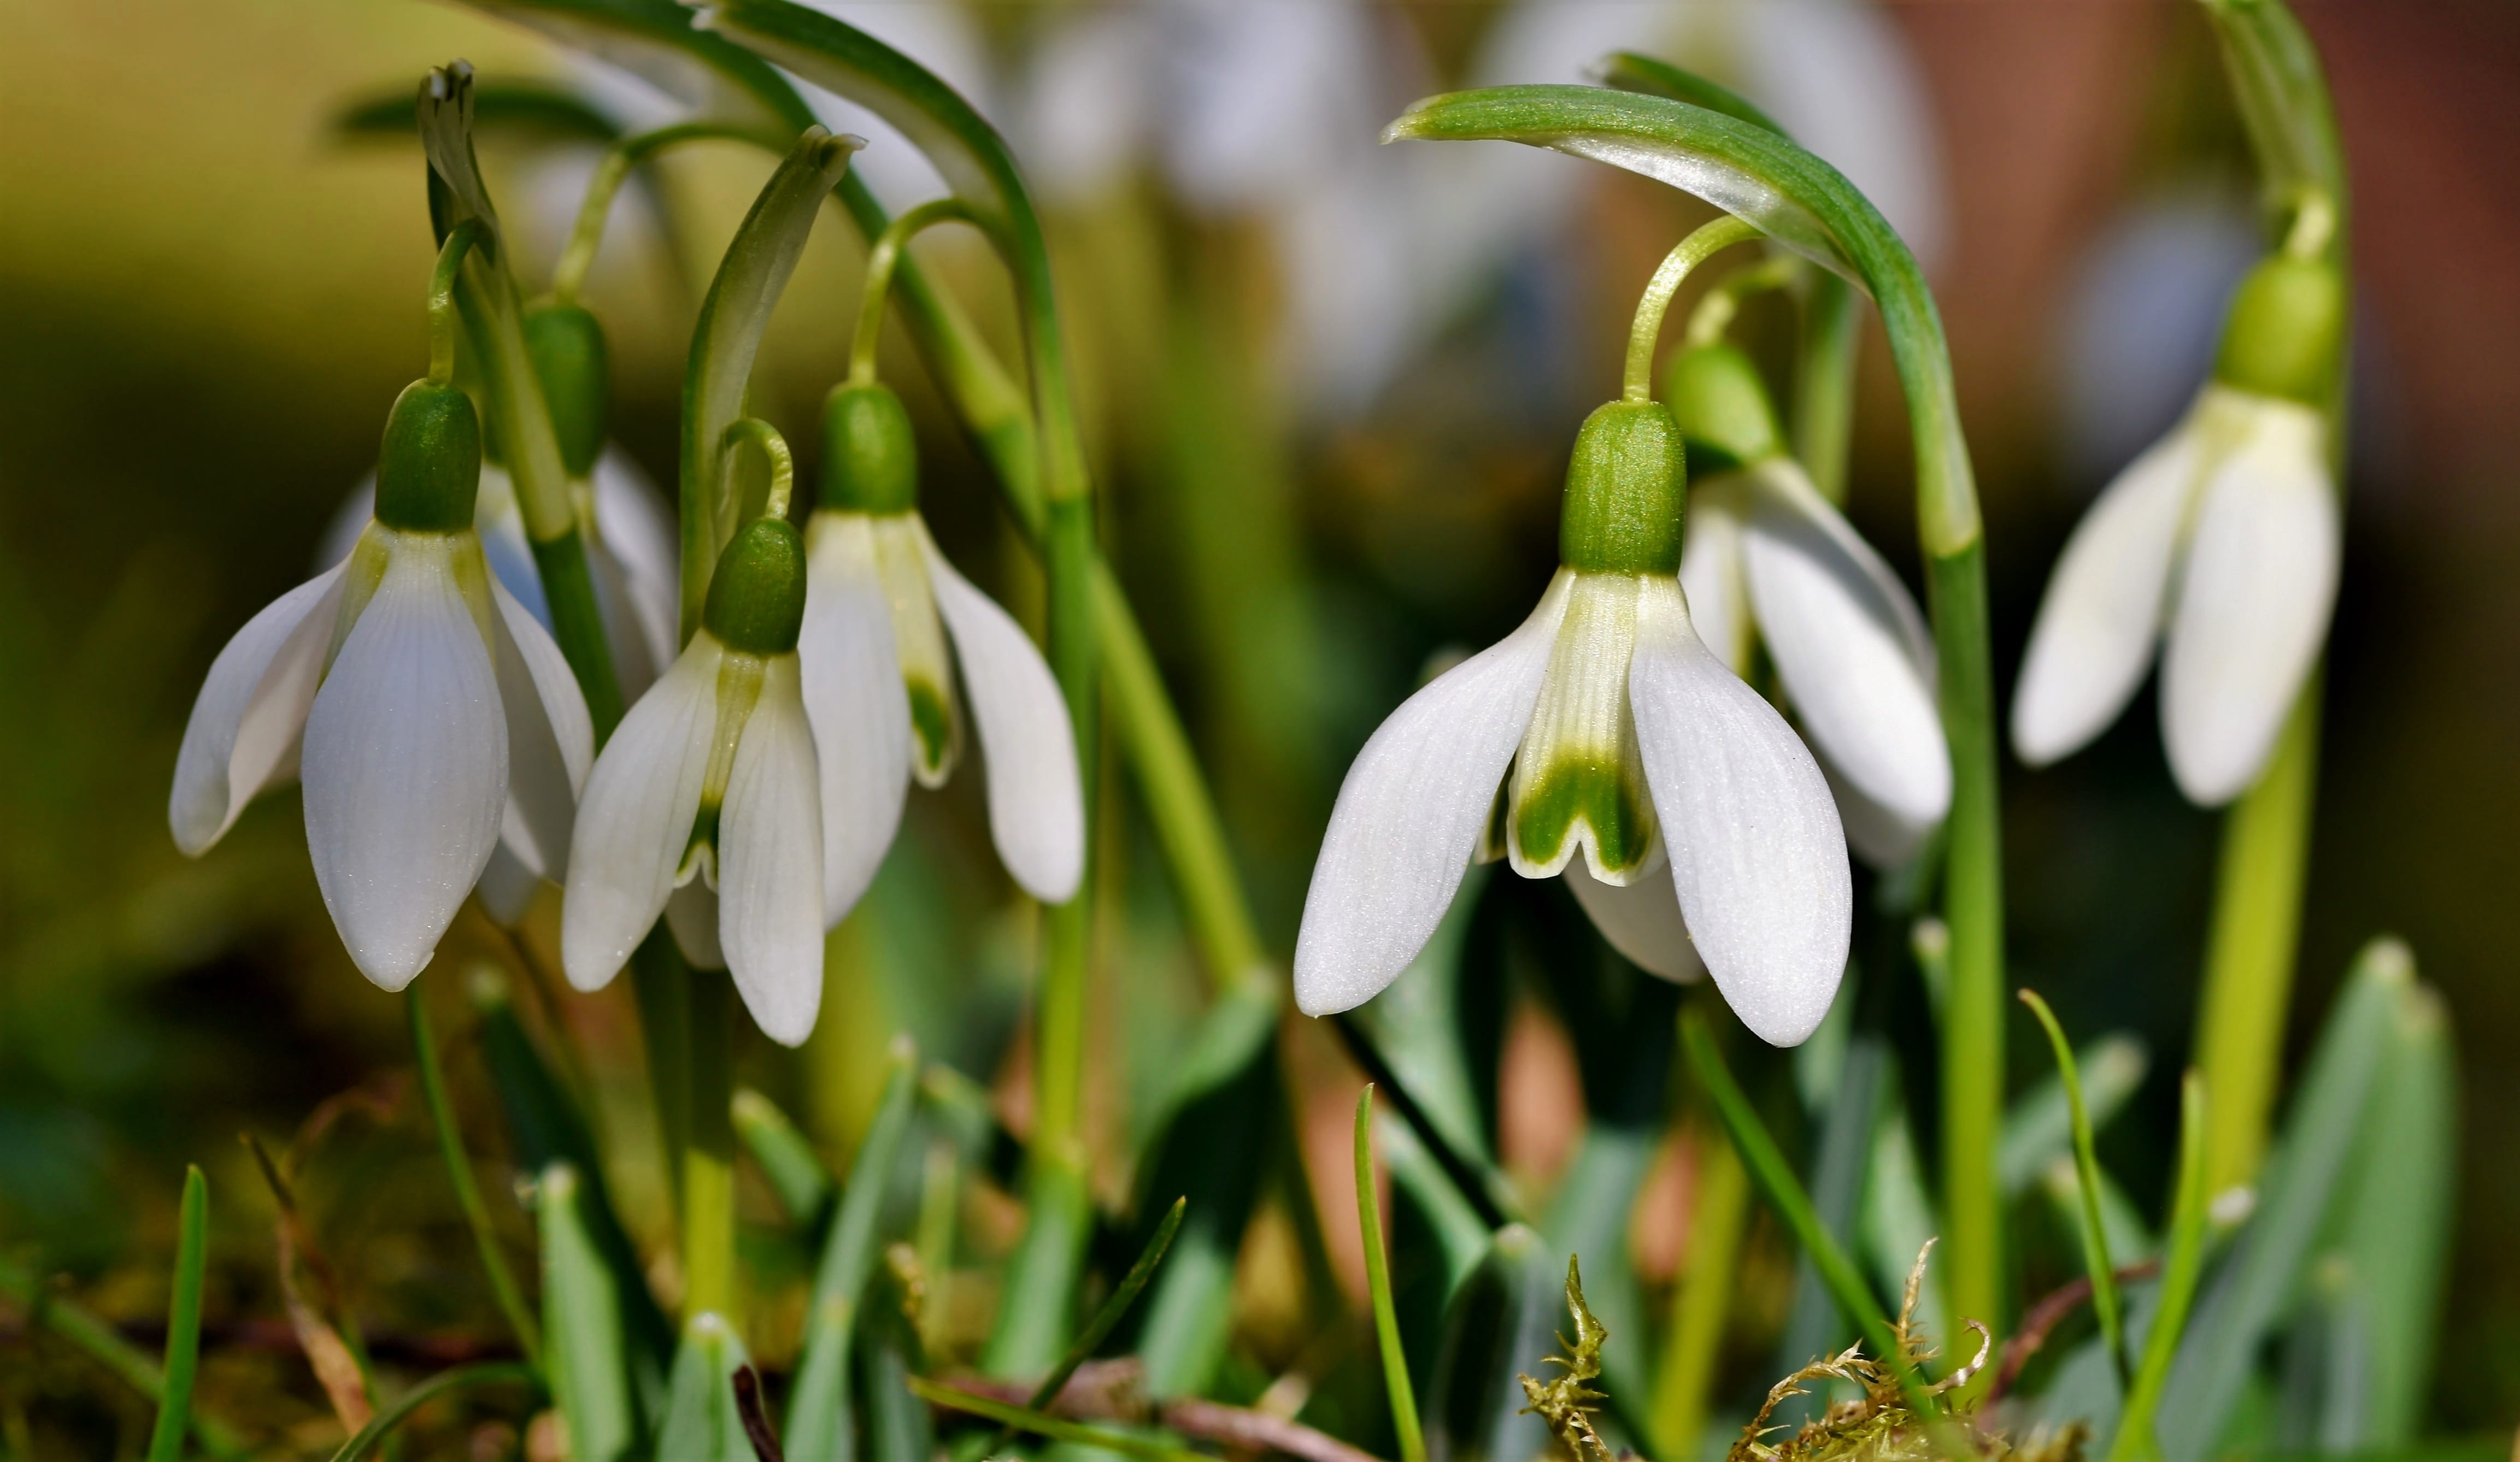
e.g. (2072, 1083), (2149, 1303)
(2, 0), (2514, 1447)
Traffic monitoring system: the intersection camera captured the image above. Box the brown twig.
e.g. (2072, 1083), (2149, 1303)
(939, 1359), (1388, 1462)
(1985, 1260), (2161, 1404)
(735, 1364), (785, 1462)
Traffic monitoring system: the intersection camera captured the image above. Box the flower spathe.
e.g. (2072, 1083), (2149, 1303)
(561, 517), (825, 1046)
(797, 382), (1084, 929)
(1296, 400), (1851, 1047)
(170, 380), (594, 989)
(2012, 252), (2344, 806)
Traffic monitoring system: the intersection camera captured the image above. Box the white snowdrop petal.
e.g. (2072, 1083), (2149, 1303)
(915, 521), (1085, 904)
(315, 477), (375, 571)
(475, 841), (542, 928)
(169, 563), (349, 855)
(490, 581), (594, 881)
(592, 447), (682, 685)
(667, 882), (725, 972)
(561, 638), (722, 991)
(302, 541), (507, 992)
(1628, 579), (1849, 1047)
(1565, 854), (1704, 983)
(2161, 400), (2337, 806)
(716, 662), (826, 1047)
(801, 514), (913, 927)
(1294, 572), (1574, 1016)
(1677, 473), (1754, 675)
(473, 466), (547, 627)
(1742, 458), (1951, 853)
(2011, 418), (2202, 766)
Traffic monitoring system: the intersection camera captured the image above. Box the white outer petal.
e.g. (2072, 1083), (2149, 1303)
(490, 582), (594, 882)
(473, 467), (547, 626)
(2160, 399), (2337, 805)
(593, 447), (682, 682)
(2011, 417), (2202, 766)
(302, 543), (507, 991)
(1741, 458), (1950, 854)
(914, 521), (1085, 904)
(476, 841), (542, 928)
(667, 882), (725, 971)
(1294, 572), (1573, 1016)
(561, 638), (722, 991)
(716, 660), (825, 1047)
(801, 513), (913, 927)
(1565, 854), (1703, 983)
(169, 564), (348, 855)
(1629, 578), (1848, 1047)
(1677, 474), (1753, 674)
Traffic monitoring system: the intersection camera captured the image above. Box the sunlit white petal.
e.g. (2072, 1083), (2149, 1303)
(916, 520), (1085, 904)
(490, 581), (594, 881)
(1628, 579), (1848, 1046)
(1741, 458), (1949, 856)
(1677, 474), (1753, 674)
(1295, 572), (1573, 1016)
(561, 637), (722, 991)
(2160, 399), (2336, 805)
(801, 513), (913, 926)
(716, 661), (825, 1046)
(302, 536), (507, 991)
(1565, 854), (1703, 983)
(2011, 416), (2203, 766)
(170, 563), (349, 855)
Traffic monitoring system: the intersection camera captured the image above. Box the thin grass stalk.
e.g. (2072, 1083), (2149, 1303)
(2108, 1072), (2211, 1462)
(142, 1166), (210, 1462)
(1354, 1088), (1429, 1462)
(408, 986), (544, 1371)
(1648, 1122), (1748, 1457)
(2018, 991), (2128, 1387)
(324, 1363), (541, 1462)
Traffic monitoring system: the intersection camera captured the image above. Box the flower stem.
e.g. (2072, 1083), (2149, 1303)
(2194, 683), (2320, 1194)
(408, 986), (545, 1372)
(1354, 1088), (1428, 1462)
(1680, 253), (1801, 349)
(549, 122), (781, 306)
(681, 975), (738, 1323)
(718, 417), (796, 522)
(1623, 216), (1760, 402)
(847, 197), (980, 386)
(426, 223), (483, 385)
(1792, 272), (1860, 504)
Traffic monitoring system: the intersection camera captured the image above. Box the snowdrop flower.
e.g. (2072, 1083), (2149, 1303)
(562, 517), (825, 1045)
(171, 380), (594, 987)
(796, 382), (1084, 927)
(1665, 343), (1949, 866)
(2012, 251), (2345, 805)
(1297, 400), (1851, 1046)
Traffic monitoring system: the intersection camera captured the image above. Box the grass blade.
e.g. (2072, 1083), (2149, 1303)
(2019, 989), (2129, 1389)
(324, 1363), (539, 1462)
(538, 1163), (639, 1462)
(408, 985), (542, 1372)
(732, 1088), (835, 1232)
(782, 1041), (920, 1459)
(1358, 1086), (1430, 1462)
(2333, 981), (2456, 1443)
(143, 1164), (209, 1462)
(2108, 1071), (2210, 1462)
(982, 1196), (1187, 1454)
(907, 1378), (1210, 1462)
(1999, 1033), (2148, 1198)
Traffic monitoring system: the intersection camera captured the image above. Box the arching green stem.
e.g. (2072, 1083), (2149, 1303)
(1624, 216), (1760, 402)
(427, 222), (484, 385)
(550, 121), (782, 305)
(848, 197), (981, 386)
(718, 417), (795, 522)
(1682, 252), (1801, 349)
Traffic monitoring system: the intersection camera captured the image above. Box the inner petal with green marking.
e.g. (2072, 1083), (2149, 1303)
(1507, 571), (1659, 882)
(869, 512), (962, 785)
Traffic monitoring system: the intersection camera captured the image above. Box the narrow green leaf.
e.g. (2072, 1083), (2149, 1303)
(1333, 1013), (1522, 1230)
(1357, 1088), (1429, 1462)
(1538, 1124), (1660, 1430)
(733, 1088), (836, 1232)
(443, 0), (812, 133)
(334, 79), (625, 143)
(325, 1363), (540, 1462)
(2330, 982), (2456, 1444)
(906, 1378), (1207, 1462)
(857, 1249), (933, 1462)
(1596, 51), (1783, 132)
(408, 985), (543, 1372)
(657, 1314), (756, 1462)
(984, 1196), (1186, 1456)
(2158, 939), (2413, 1459)
(143, 1165), (209, 1462)
(2019, 991), (2131, 1391)
(1424, 1224), (1562, 1462)
(538, 1164), (639, 1462)
(1861, 1092), (1943, 1340)
(2110, 1071), (2211, 1462)
(2000, 1032), (2149, 1197)
(2199, 0), (2348, 229)
(783, 1043), (920, 1460)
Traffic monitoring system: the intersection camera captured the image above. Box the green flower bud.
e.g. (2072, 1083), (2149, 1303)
(1660, 343), (1783, 475)
(2213, 254), (2345, 406)
(819, 381), (919, 514)
(1559, 400), (1687, 575)
(524, 301), (610, 479)
(374, 379), (481, 533)
(703, 517), (808, 656)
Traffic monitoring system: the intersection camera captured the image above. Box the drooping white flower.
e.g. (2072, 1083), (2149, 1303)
(1297, 401), (1850, 1047)
(796, 383), (1084, 928)
(561, 518), (826, 1046)
(1665, 344), (1949, 867)
(2012, 253), (2345, 805)
(172, 380), (593, 988)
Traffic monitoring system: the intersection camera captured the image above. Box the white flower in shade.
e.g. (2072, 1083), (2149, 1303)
(2012, 253), (2345, 805)
(561, 518), (826, 1046)
(1297, 401), (1850, 1047)
(1665, 344), (1949, 867)
(795, 383), (1084, 927)
(171, 380), (593, 988)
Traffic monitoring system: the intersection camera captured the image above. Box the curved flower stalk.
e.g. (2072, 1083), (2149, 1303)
(1298, 379), (1851, 1048)
(1666, 341), (1948, 866)
(171, 376), (593, 988)
(802, 377), (1083, 927)
(562, 516), (824, 1047)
